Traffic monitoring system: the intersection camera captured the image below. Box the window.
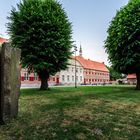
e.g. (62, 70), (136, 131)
(76, 76), (78, 81)
(62, 75), (65, 82)
(24, 73), (29, 80)
(80, 68), (82, 73)
(72, 67), (74, 72)
(76, 68), (78, 73)
(27, 73), (29, 80)
(67, 75), (70, 82)
(80, 76), (82, 81)
(53, 78), (55, 81)
(34, 73), (38, 80)
(24, 73), (26, 80)
(72, 76), (74, 81)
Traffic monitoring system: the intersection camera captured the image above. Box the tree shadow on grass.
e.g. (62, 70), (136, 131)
(38, 95), (83, 112)
(20, 87), (79, 97)
(1, 86), (140, 140)
(4, 96), (140, 140)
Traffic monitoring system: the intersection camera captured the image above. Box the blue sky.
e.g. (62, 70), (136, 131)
(0, 0), (128, 65)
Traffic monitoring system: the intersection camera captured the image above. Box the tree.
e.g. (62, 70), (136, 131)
(105, 0), (140, 89)
(107, 66), (123, 81)
(7, 0), (73, 90)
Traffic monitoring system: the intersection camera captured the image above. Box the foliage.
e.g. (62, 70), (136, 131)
(105, 0), (140, 74)
(7, 0), (72, 89)
(107, 66), (123, 80)
(0, 86), (140, 139)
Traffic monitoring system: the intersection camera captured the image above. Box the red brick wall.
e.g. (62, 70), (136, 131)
(84, 69), (109, 84)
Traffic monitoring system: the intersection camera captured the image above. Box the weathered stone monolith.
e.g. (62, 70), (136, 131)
(0, 42), (21, 124)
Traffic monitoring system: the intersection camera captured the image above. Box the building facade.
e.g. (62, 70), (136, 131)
(20, 45), (109, 87)
(0, 37), (8, 45)
(21, 57), (84, 87)
(75, 56), (110, 85)
(59, 58), (84, 85)
(127, 74), (137, 85)
(21, 57), (109, 87)
(21, 68), (40, 87)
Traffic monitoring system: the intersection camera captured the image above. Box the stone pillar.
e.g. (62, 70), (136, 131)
(0, 45), (3, 124)
(0, 43), (21, 124)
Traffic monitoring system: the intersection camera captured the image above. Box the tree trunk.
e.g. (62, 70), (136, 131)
(136, 73), (140, 90)
(38, 71), (49, 90)
(40, 77), (49, 90)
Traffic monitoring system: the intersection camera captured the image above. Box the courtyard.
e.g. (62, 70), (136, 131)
(0, 86), (140, 140)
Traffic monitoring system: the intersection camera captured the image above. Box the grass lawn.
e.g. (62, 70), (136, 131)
(0, 86), (140, 140)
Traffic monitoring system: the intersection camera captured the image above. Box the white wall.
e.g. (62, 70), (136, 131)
(59, 59), (84, 85)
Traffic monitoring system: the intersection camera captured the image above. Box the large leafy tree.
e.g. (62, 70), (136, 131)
(7, 0), (72, 90)
(105, 0), (140, 89)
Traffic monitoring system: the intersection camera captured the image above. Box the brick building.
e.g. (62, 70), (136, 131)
(127, 74), (136, 85)
(75, 56), (109, 85)
(75, 45), (109, 85)
(21, 57), (84, 87)
(0, 37), (8, 45)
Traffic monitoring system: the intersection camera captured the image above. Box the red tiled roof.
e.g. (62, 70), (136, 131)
(75, 56), (109, 72)
(127, 74), (136, 79)
(0, 37), (8, 44)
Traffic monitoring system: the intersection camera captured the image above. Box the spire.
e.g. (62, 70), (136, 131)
(79, 43), (82, 57)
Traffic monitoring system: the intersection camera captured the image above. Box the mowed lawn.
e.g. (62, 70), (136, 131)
(0, 86), (140, 140)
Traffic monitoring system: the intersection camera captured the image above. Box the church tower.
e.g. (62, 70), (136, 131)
(79, 44), (82, 57)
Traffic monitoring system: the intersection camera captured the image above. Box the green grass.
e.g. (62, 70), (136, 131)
(0, 86), (140, 140)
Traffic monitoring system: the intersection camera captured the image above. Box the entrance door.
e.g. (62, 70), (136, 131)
(56, 78), (59, 84)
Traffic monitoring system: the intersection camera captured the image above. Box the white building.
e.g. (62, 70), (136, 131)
(21, 57), (84, 87)
(58, 57), (84, 85)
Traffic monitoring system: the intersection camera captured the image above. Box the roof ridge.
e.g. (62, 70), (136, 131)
(82, 57), (104, 64)
(75, 55), (108, 72)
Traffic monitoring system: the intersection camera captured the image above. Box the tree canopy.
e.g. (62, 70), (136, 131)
(7, 0), (73, 90)
(105, 0), (140, 89)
